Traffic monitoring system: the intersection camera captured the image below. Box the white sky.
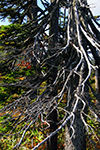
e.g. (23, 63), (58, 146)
(88, 0), (100, 15)
(0, 0), (100, 26)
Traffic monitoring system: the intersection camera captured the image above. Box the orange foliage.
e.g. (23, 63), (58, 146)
(17, 61), (31, 69)
(19, 76), (26, 80)
(0, 112), (5, 116)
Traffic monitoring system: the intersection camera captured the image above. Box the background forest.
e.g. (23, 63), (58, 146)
(0, 0), (100, 150)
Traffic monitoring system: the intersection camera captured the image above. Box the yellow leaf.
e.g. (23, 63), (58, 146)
(13, 94), (19, 98)
(5, 42), (9, 45)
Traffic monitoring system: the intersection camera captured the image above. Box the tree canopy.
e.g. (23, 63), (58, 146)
(0, 0), (100, 149)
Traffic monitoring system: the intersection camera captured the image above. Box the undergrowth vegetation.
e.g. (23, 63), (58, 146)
(0, 65), (100, 150)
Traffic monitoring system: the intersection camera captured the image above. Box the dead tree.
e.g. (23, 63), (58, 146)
(0, 0), (100, 149)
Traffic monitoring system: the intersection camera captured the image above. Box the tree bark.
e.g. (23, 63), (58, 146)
(65, 60), (87, 150)
(46, 1), (59, 149)
(27, 0), (37, 24)
(65, 1), (88, 149)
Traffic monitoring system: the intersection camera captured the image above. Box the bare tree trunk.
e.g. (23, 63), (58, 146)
(65, 60), (87, 150)
(65, 116), (86, 150)
(47, 105), (58, 150)
(27, 0), (37, 24)
(64, 1), (88, 149)
(46, 1), (59, 149)
(49, 0), (59, 47)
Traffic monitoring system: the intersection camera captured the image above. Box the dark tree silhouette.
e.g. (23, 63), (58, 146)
(0, 0), (100, 149)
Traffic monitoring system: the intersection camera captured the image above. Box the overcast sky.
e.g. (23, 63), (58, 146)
(0, 0), (100, 26)
(88, 0), (100, 15)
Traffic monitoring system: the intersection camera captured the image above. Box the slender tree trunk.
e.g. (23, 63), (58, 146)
(46, 1), (59, 149)
(27, 0), (37, 24)
(49, 0), (59, 47)
(47, 105), (58, 150)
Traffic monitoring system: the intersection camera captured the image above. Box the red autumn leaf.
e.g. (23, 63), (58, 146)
(26, 65), (31, 70)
